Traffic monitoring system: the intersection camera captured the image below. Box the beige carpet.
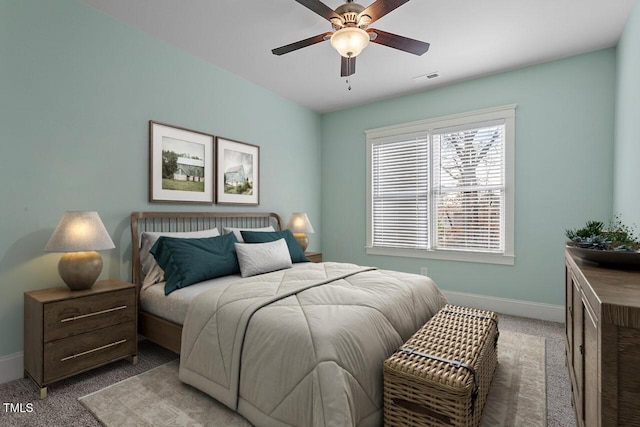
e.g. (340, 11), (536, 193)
(79, 330), (545, 426)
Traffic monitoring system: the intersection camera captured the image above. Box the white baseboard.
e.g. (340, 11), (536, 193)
(443, 290), (565, 323)
(0, 351), (23, 385)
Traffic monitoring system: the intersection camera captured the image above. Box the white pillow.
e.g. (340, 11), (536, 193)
(223, 225), (275, 243)
(139, 228), (220, 289)
(235, 239), (293, 278)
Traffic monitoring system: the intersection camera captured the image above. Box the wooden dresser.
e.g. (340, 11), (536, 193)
(24, 280), (137, 398)
(565, 250), (640, 427)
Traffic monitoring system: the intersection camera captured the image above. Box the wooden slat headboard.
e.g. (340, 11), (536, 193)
(130, 211), (282, 287)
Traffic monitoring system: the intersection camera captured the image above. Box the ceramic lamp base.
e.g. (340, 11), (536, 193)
(293, 233), (309, 252)
(58, 251), (103, 291)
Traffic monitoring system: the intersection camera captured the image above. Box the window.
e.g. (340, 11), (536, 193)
(366, 105), (515, 265)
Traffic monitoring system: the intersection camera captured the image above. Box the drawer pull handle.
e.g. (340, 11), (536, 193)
(60, 339), (127, 362)
(60, 305), (127, 323)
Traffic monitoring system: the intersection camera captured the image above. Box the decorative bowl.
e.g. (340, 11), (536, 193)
(566, 245), (640, 268)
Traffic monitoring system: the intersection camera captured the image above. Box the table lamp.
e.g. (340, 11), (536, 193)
(286, 212), (315, 252)
(44, 211), (115, 291)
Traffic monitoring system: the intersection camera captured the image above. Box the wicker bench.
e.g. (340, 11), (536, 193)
(383, 304), (499, 427)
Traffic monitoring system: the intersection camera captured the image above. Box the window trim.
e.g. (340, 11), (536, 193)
(365, 104), (516, 265)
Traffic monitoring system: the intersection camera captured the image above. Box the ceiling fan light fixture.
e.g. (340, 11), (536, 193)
(330, 27), (369, 58)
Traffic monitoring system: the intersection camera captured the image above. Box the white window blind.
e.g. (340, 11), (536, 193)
(433, 120), (505, 252)
(366, 105), (515, 265)
(371, 134), (429, 249)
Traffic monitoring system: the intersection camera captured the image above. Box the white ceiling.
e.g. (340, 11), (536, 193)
(79, 0), (636, 114)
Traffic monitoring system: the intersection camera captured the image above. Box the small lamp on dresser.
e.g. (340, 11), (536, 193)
(44, 211), (115, 291)
(286, 212), (315, 252)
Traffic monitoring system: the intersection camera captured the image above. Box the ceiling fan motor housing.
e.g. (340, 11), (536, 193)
(333, 1), (370, 30)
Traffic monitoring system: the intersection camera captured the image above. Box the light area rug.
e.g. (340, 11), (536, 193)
(79, 330), (545, 426)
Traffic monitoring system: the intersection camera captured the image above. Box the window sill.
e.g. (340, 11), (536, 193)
(365, 246), (515, 265)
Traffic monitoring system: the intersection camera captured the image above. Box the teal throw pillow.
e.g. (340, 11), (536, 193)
(150, 233), (240, 295)
(240, 229), (309, 263)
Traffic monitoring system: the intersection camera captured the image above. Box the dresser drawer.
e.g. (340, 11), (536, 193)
(43, 288), (136, 342)
(43, 320), (136, 383)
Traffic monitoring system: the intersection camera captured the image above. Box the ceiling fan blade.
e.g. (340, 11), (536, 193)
(295, 0), (342, 22)
(358, 0), (409, 25)
(367, 28), (430, 55)
(341, 56), (356, 77)
(272, 32), (332, 56)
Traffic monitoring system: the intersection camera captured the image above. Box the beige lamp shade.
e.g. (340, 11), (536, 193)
(286, 212), (315, 252)
(45, 211), (115, 291)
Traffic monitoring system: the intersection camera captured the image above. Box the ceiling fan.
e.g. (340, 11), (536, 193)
(272, 0), (430, 78)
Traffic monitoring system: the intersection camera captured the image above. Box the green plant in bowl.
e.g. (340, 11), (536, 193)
(566, 215), (639, 252)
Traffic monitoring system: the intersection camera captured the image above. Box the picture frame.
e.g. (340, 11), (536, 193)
(215, 137), (260, 205)
(149, 121), (215, 204)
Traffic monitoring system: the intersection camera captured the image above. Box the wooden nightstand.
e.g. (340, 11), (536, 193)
(24, 280), (138, 398)
(305, 252), (322, 263)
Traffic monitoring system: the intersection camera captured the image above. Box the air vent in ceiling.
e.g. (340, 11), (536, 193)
(412, 72), (440, 83)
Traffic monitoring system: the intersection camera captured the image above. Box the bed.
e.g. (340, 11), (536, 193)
(131, 211), (284, 353)
(130, 211), (447, 427)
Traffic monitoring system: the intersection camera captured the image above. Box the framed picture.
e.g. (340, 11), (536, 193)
(215, 137), (259, 205)
(149, 121), (215, 204)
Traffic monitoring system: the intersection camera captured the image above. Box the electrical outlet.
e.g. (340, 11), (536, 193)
(420, 267), (428, 276)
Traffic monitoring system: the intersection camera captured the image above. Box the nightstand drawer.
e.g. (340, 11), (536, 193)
(43, 288), (136, 342)
(43, 321), (136, 383)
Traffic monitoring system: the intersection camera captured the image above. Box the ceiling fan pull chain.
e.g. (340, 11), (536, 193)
(346, 53), (353, 90)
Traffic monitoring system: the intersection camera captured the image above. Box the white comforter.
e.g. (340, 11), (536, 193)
(179, 262), (447, 427)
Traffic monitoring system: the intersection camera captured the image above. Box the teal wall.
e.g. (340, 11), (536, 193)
(0, 0), (321, 356)
(321, 49), (617, 306)
(614, 0), (640, 227)
(1, 0), (635, 363)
